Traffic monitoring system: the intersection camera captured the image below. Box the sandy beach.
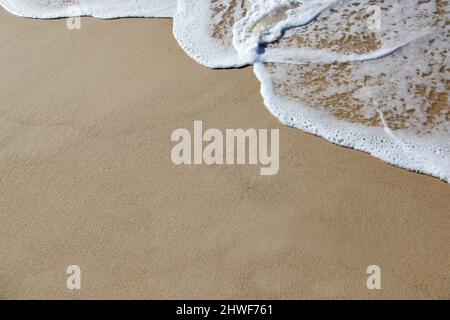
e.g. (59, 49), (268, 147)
(0, 8), (449, 299)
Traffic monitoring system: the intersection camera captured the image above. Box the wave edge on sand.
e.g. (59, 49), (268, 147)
(1, 0), (448, 182)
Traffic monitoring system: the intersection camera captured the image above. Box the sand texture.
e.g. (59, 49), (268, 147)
(0, 9), (449, 299)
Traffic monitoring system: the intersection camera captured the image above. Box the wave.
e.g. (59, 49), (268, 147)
(1, 0), (449, 182)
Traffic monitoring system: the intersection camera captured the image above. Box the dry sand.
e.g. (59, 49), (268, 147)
(0, 8), (449, 299)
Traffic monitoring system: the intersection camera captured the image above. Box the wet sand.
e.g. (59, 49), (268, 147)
(0, 9), (449, 299)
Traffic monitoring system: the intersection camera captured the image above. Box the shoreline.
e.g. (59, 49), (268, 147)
(0, 9), (449, 299)
(2, 2), (449, 183)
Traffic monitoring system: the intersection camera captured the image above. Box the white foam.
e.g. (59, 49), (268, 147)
(1, 0), (448, 182)
(254, 61), (450, 182)
(0, 0), (176, 19)
(260, 28), (434, 65)
(233, 0), (339, 64)
(172, 0), (248, 68)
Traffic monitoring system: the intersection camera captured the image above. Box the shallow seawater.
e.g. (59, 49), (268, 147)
(1, 0), (449, 182)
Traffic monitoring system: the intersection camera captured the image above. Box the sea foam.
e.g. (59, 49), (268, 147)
(1, 0), (449, 182)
